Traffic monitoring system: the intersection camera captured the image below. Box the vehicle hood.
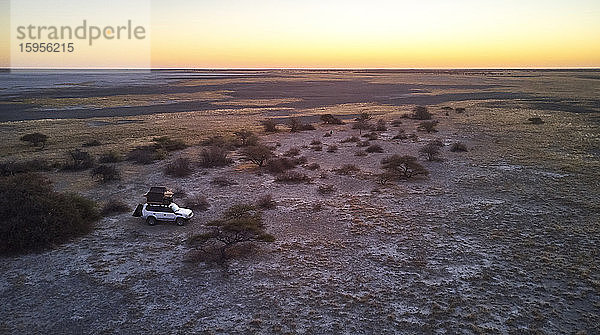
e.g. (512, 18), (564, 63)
(176, 208), (193, 217)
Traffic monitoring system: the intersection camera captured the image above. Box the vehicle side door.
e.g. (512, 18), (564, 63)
(160, 206), (176, 221)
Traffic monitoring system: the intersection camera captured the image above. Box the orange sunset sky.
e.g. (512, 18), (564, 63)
(1, 0), (599, 68)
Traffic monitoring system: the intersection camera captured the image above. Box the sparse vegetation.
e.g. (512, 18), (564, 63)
(310, 139), (322, 145)
(327, 145), (338, 153)
(412, 106), (432, 120)
(284, 147), (301, 157)
(289, 118), (315, 132)
(234, 129), (259, 147)
(275, 170), (310, 183)
(200, 146), (232, 168)
(357, 140), (370, 147)
(305, 162), (320, 170)
(418, 120), (439, 133)
(127, 145), (167, 164)
(211, 176), (238, 187)
(261, 119), (278, 133)
(341, 136), (360, 143)
(185, 194), (210, 211)
(257, 194), (276, 209)
(311, 145), (323, 151)
(380, 155), (428, 182)
(363, 132), (379, 140)
(0, 159), (51, 176)
(91, 165), (121, 182)
(320, 114), (344, 125)
(334, 164), (360, 175)
(450, 142), (468, 152)
(420, 143), (442, 161)
(267, 157), (304, 174)
(0, 173), (99, 255)
(355, 150), (367, 156)
(188, 204), (274, 262)
(528, 117), (544, 125)
(241, 144), (274, 167)
(82, 139), (102, 147)
(99, 151), (123, 163)
(64, 149), (95, 171)
(101, 199), (130, 216)
(375, 119), (387, 131)
(392, 130), (408, 140)
(153, 136), (187, 152)
(366, 144), (384, 153)
(352, 118), (372, 135)
(20, 132), (48, 148)
(165, 157), (193, 177)
(318, 184), (335, 195)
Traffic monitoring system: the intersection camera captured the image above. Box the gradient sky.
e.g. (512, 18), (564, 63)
(2, 0), (600, 68)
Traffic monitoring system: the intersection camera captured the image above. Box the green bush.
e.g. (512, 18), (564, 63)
(0, 174), (99, 255)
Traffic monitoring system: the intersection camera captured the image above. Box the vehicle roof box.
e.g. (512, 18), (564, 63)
(144, 187), (174, 204)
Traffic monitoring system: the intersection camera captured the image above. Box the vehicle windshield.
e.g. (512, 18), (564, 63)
(169, 203), (180, 212)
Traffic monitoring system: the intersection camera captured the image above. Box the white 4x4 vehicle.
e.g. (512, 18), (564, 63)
(142, 203), (193, 226)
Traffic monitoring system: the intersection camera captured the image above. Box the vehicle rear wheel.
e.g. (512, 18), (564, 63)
(146, 216), (157, 226)
(176, 217), (185, 226)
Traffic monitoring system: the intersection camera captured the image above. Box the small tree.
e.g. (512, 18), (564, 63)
(419, 143), (442, 161)
(241, 144), (274, 167)
(352, 119), (372, 135)
(188, 204), (275, 261)
(418, 120), (439, 133)
(320, 114), (343, 125)
(20, 133), (48, 148)
(412, 106), (432, 120)
(380, 155), (428, 181)
(289, 118), (315, 132)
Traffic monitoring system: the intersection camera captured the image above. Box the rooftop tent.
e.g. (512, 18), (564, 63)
(144, 187), (174, 204)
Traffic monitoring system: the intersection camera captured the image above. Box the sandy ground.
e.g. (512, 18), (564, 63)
(1, 102), (599, 333)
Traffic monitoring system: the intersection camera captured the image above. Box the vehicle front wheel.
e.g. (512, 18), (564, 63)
(175, 217), (185, 226)
(146, 216), (157, 226)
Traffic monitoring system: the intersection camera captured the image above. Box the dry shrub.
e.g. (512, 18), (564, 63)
(200, 146), (232, 168)
(327, 145), (338, 153)
(101, 199), (130, 216)
(275, 170), (310, 183)
(99, 151), (123, 163)
(366, 144), (384, 153)
(318, 184), (335, 195)
(289, 118), (315, 132)
(392, 130), (408, 140)
(412, 106), (432, 120)
(266, 157), (303, 174)
(153, 136), (187, 152)
(391, 119), (403, 127)
(20, 132), (48, 148)
(450, 142), (468, 152)
(0, 159), (51, 176)
(418, 120), (439, 133)
(355, 150), (367, 157)
(311, 145), (323, 151)
(357, 140), (370, 147)
(320, 114), (344, 125)
(305, 162), (320, 170)
(310, 139), (322, 146)
(185, 194), (210, 211)
(262, 119), (278, 132)
(211, 176), (238, 187)
(334, 164), (360, 175)
(165, 157), (193, 177)
(257, 194), (276, 209)
(420, 143), (442, 161)
(64, 149), (95, 171)
(362, 132), (378, 140)
(455, 107), (466, 113)
(375, 119), (387, 131)
(241, 144), (274, 167)
(341, 136), (360, 143)
(128, 145), (167, 164)
(91, 165), (121, 183)
(82, 139), (101, 147)
(284, 147), (301, 157)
